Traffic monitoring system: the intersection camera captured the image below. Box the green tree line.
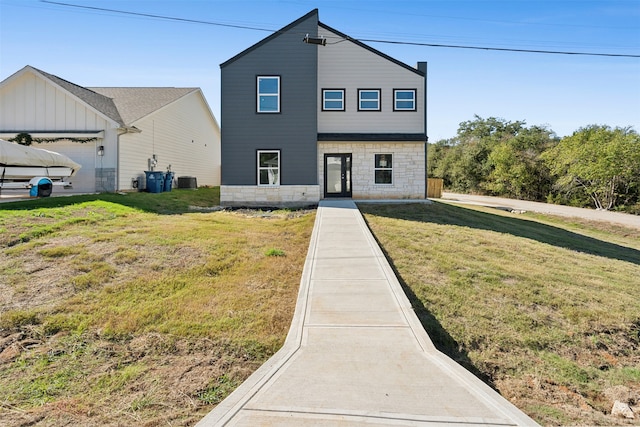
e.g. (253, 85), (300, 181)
(428, 116), (640, 213)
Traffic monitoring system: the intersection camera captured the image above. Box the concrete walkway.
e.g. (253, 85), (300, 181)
(196, 200), (538, 426)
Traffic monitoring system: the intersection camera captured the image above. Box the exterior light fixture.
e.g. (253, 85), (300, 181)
(303, 34), (326, 46)
(97, 145), (105, 156)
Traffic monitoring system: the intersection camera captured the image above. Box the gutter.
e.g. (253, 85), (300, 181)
(418, 62), (428, 199)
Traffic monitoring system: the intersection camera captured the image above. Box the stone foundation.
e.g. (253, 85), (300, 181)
(221, 185), (320, 207)
(95, 168), (116, 193)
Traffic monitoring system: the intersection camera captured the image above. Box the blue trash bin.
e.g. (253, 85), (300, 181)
(145, 171), (164, 193)
(29, 177), (53, 197)
(163, 172), (174, 192)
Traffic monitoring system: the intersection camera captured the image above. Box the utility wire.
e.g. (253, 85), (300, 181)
(356, 38), (640, 58)
(40, 0), (276, 32)
(40, 0), (640, 58)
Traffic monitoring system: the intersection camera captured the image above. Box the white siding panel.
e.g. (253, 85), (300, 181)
(41, 141), (97, 194)
(0, 71), (109, 133)
(24, 75), (36, 127)
(13, 75), (28, 129)
(65, 97), (76, 129)
(35, 77), (46, 123)
(54, 89), (66, 129)
(318, 26), (424, 134)
(45, 82), (57, 129)
(119, 91), (220, 190)
(76, 101), (86, 128)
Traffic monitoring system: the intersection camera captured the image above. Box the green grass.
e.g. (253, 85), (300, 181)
(4, 190), (637, 426)
(197, 375), (242, 404)
(1, 187), (221, 215)
(0, 188), (315, 426)
(359, 201), (640, 426)
(265, 248), (286, 257)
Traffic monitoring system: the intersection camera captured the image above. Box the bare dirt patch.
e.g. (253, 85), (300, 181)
(0, 332), (257, 426)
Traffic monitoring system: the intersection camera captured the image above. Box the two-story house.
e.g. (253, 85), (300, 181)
(220, 9), (427, 206)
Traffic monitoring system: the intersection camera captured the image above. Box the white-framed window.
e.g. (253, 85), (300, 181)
(358, 89), (381, 111)
(374, 154), (392, 184)
(257, 76), (280, 113)
(257, 150), (280, 186)
(394, 89), (416, 111)
(322, 89), (345, 111)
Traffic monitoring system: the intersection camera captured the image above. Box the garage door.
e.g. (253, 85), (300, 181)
(43, 141), (96, 194)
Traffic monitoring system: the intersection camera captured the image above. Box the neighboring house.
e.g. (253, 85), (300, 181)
(0, 65), (220, 194)
(220, 9), (427, 206)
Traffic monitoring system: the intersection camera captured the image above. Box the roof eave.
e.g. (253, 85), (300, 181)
(220, 9), (319, 68)
(318, 21), (425, 77)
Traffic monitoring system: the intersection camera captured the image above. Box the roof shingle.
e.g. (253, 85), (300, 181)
(89, 87), (197, 124)
(27, 66), (197, 127)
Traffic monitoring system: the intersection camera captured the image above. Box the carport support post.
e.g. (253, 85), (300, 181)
(418, 61), (428, 199)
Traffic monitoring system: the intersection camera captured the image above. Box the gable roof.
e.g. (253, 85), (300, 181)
(317, 21), (424, 77)
(220, 9), (424, 77)
(29, 66), (125, 126)
(221, 9), (319, 68)
(2, 66), (203, 128)
(89, 87), (197, 124)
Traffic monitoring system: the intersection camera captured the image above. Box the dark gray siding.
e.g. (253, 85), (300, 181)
(221, 12), (318, 185)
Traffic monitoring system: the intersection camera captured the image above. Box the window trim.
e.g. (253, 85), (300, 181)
(374, 153), (393, 185)
(257, 76), (281, 113)
(322, 88), (345, 111)
(257, 149), (280, 186)
(358, 88), (381, 111)
(393, 89), (417, 112)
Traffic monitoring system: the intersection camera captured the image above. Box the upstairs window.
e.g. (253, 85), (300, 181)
(257, 76), (280, 113)
(257, 150), (280, 185)
(394, 89), (416, 111)
(358, 89), (381, 111)
(374, 154), (393, 184)
(322, 89), (345, 111)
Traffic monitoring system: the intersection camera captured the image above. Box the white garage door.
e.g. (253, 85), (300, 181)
(43, 141), (96, 194)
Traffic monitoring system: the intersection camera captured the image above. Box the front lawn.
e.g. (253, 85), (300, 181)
(360, 201), (640, 426)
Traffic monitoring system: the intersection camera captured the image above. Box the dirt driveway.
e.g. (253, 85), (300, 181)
(438, 192), (640, 230)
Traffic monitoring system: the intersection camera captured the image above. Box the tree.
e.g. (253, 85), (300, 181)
(432, 115), (553, 196)
(542, 125), (640, 210)
(485, 126), (558, 200)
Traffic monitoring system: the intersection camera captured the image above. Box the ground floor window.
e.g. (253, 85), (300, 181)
(374, 154), (392, 184)
(258, 150), (280, 185)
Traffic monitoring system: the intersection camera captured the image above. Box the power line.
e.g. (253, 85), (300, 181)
(357, 38), (640, 58)
(40, 0), (640, 59)
(40, 0), (276, 33)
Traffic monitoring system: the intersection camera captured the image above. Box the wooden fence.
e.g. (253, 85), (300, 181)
(427, 178), (443, 198)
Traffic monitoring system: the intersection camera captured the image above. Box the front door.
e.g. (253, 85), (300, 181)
(324, 154), (352, 198)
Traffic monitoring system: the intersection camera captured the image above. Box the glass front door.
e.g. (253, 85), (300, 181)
(324, 154), (352, 198)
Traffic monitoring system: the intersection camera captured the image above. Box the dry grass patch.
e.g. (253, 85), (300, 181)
(0, 189), (315, 426)
(359, 201), (640, 427)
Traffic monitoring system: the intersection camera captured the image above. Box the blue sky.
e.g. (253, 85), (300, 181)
(1, 0), (638, 140)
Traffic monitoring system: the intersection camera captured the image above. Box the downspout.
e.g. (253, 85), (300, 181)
(418, 62), (428, 199)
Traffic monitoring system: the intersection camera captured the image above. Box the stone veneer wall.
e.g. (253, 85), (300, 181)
(318, 142), (426, 199)
(95, 168), (116, 193)
(220, 185), (320, 207)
